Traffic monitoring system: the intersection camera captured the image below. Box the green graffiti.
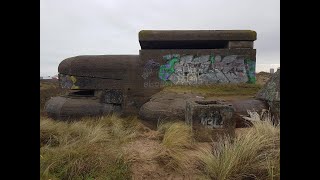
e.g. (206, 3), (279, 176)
(159, 57), (179, 81)
(158, 54), (256, 84)
(210, 54), (215, 64)
(244, 59), (256, 84)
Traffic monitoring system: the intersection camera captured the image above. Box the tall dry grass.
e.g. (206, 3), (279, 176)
(196, 112), (280, 180)
(40, 110), (279, 179)
(40, 80), (67, 114)
(40, 114), (143, 180)
(154, 122), (196, 172)
(154, 111), (280, 179)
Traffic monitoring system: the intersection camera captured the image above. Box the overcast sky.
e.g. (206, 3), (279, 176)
(40, 0), (280, 76)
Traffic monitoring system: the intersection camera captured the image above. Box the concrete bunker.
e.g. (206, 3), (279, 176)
(44, 30), (264, 122)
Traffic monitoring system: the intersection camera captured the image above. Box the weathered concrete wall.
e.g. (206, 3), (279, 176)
(139, 91), (205, 128)
(139, 30), (257, 49)
(58, 55), (140, 90)
(256, 69), (280, 121)
(56, 55), (147, 115)
(139, 49), (256, 89)
(45, 96), (120, 120)
(138, 91), (268, 129)
(185, 100), (236, 141)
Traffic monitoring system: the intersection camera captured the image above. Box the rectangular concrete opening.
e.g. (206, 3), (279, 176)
(68, 90), (95, 97)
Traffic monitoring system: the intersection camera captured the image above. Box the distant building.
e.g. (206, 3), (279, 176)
(270, 68), (274, 74)
(52, 75), (59, 80)
(42, 76), (51, 80)
(40, 76), (43, 80)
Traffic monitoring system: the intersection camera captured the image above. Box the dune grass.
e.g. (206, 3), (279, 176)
(154, 122), (196, 172)
(153, 110), (279, 179)
(40, 112), (279, 179)
(195, 116), (280, 180)
(40, 114), (143, 180)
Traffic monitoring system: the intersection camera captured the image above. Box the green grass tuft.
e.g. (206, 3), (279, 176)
(195, 117), (280, 180)
(155, 122), (196, 172)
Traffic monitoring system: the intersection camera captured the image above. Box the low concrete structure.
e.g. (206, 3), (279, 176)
(185, 100), (235, 141)
(45, 30), (259, 120)
(270, 68), (274, 74)
(138, 91), (268, 129)
(45, 55), (144, 119)
(45, 96), (120, 119)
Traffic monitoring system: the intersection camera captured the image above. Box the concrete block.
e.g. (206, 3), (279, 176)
(185, 100), (236, 141)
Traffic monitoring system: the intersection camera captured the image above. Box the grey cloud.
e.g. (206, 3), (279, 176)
(41, 0), (279, 75)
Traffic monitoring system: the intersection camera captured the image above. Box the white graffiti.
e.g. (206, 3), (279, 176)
(167, 55), (249, 85)
(200, 111), (224, 128)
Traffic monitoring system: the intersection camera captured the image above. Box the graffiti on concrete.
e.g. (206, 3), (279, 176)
(244, 59), (256, 83)
(199, 110), (224, 128)
(59, 74), (80, 89)
(159, 54), (179, 81)
(104, 89), (123, 104)
(142, 59), (160, 80)
(157, 54), (255, 84)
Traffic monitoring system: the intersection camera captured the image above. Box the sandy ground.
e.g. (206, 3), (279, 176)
(121, 126), (250, 180)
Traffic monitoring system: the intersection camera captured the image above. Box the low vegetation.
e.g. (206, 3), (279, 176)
(256, 72), (272, 85)
(40, 113), (279, 180)
(163, 83), (262, 97)
(40, 115), (143, 180)
(40, 80), (67, 114)
(155, 122), (195, 172)
(196, 119), (280, 180)
(40, 78), (279, 179)
(152, 113), (279, 180)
